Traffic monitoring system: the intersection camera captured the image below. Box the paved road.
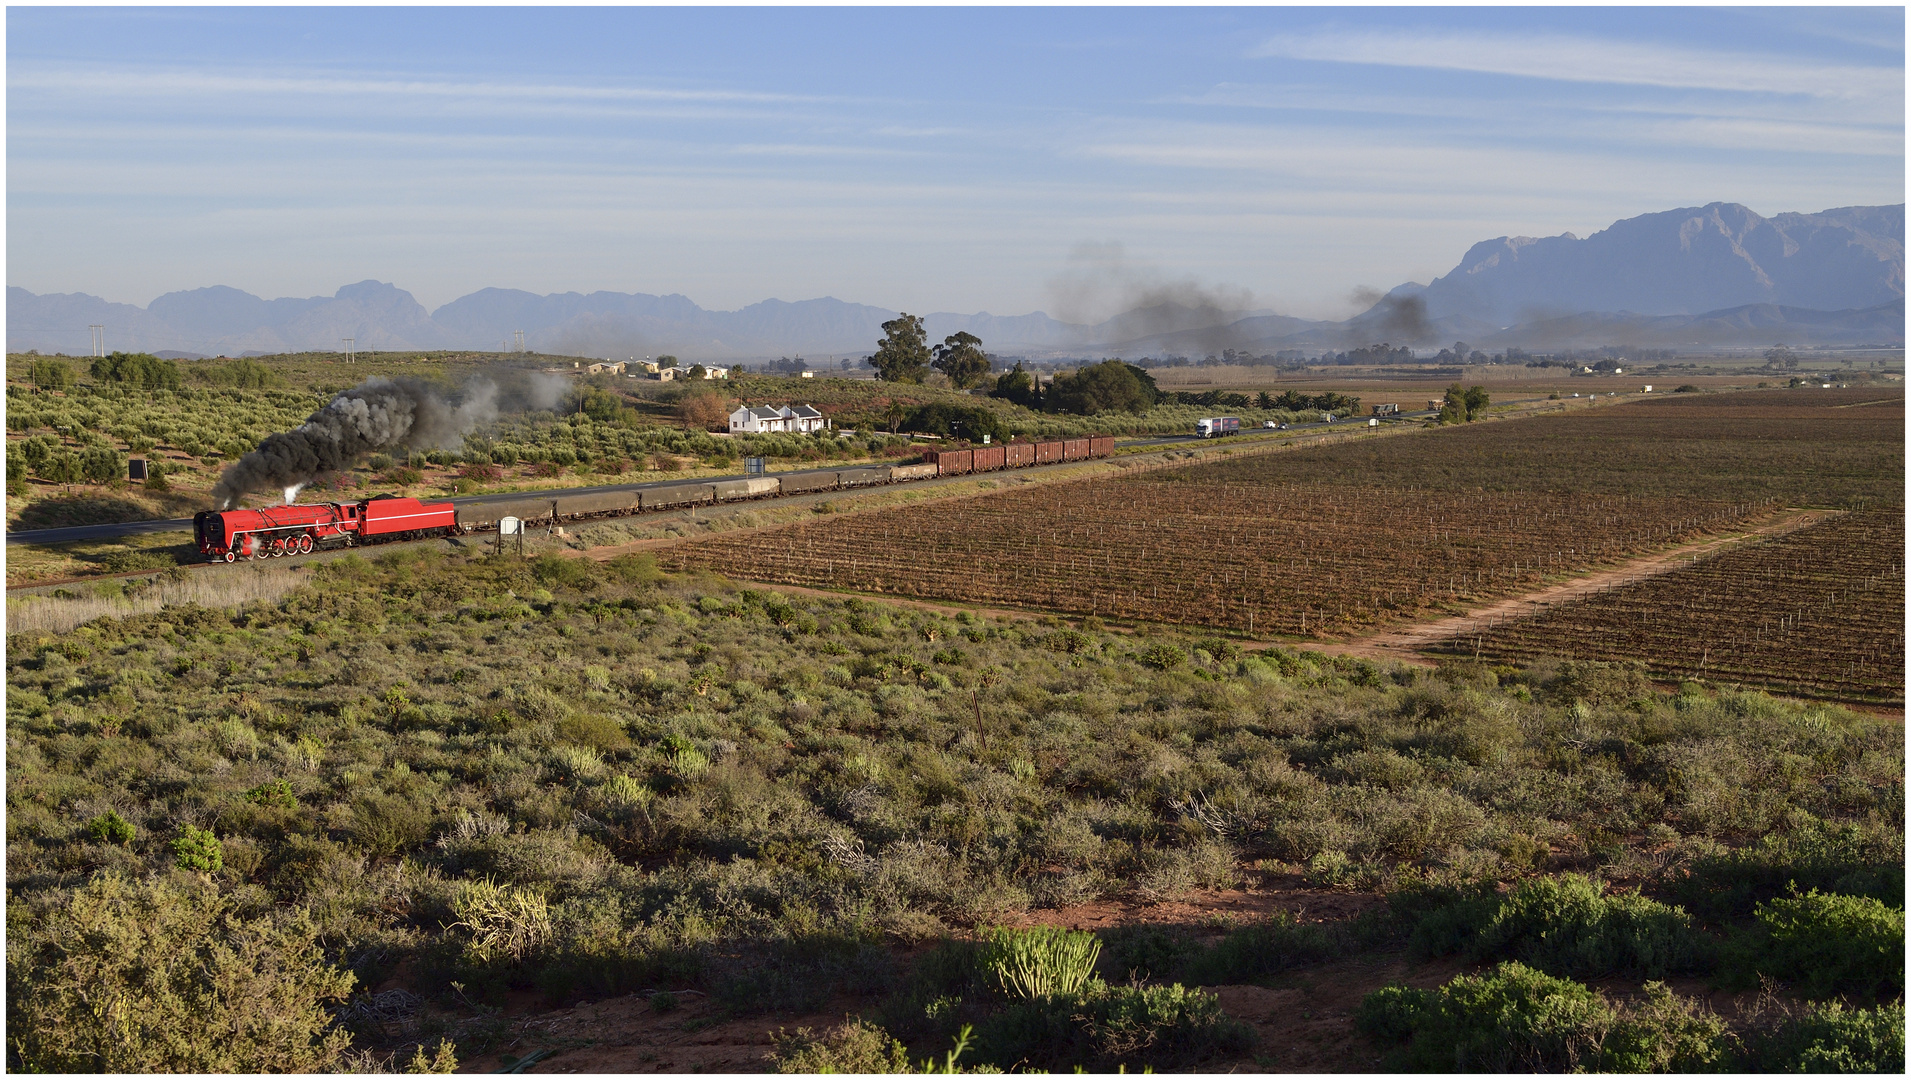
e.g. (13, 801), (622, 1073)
(6, 415), (1421, 547)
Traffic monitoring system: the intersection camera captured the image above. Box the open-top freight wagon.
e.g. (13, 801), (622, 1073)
(196, 435), (1117, 562)
(919, 435), (1112, 477)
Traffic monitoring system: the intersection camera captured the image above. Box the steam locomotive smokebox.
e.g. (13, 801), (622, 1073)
(128, 458), (147, 481)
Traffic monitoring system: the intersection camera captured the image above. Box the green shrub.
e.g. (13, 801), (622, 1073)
(6, 873), (354, 1071)
(1743, 1000), (1905, 1073)
(1356, 962), (1615, 1071)
(243, 778), (296, 808)
(1598, 982), (1734, 1072)
(1359, 963), (1736, 1073)
(983, 925), (1102, 999)
(1139, 643), (1184, 670)
(1467, 874), (1709, 979)
(975, 980), (1254, 1071)
(1667, 820), (1904, 919)
(773, 1019), (910, 1073)
(1742, 890), (1904, 997)
(86, 809), (137, 845)
(170, 825), (224, 874)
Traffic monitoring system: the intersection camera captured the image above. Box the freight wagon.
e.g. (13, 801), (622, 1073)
(920, 436), (1115, 477)
(201, 437), (1119, 563)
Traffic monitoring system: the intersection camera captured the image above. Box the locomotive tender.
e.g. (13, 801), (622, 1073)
(195, 434), (1114, 563)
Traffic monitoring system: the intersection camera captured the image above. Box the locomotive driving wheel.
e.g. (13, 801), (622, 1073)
(298, 535), (314, 554)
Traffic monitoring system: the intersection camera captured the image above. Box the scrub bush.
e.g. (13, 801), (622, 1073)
(1357, 962), (1730, 1072)
(773, 1019), (910, 1073)
(974, 980), (1254, 1072)
(1738, 890), (1904, 997)
(1741, 999), (1905, 1073)
(1466, 874), (1710, 979)
(6, 873), (355, 1072)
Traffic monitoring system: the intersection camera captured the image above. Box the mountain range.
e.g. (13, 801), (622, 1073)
(8, 201), (1901, 359)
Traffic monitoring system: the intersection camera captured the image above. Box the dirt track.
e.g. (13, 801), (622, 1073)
(1302, 506), (1837, 667)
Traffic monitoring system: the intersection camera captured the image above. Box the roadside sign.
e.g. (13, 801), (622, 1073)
(499, 516), (522, 535)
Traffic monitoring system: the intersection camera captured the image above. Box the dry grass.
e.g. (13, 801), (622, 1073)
(5, 566), (309, 635)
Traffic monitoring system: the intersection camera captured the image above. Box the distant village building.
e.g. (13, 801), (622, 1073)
(728, 404), (828, 434)
(587, 360), (629, 375)
(656, 364), (728, 381)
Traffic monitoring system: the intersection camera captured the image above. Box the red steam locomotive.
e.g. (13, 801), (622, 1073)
(194, 495), (458, 562)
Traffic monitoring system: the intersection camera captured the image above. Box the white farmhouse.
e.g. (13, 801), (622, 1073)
(729, 404), (829, 434)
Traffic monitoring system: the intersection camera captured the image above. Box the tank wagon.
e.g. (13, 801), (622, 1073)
(197, 436), (1115, 562)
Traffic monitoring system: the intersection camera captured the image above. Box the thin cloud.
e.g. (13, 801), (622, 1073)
(1249, 30), (1901, 101)
(7, 66), (827, 106)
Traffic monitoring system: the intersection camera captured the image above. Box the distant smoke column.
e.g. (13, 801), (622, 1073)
(210, 376), (498, 509)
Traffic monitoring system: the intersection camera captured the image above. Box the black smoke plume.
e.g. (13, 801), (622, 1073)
(1348, 287), (1436, 345)
(211, 376), (501, 509)
(1048, 241), (1260, 351)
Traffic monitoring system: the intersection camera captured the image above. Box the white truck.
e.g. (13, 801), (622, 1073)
(1196, 416), (1241, 438)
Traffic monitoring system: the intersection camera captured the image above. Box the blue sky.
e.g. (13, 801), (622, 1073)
(7, 6), (1903, 321)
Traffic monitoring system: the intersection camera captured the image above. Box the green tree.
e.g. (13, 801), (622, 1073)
(867, 314), (931, 383)
(90, 352), (181, 391)
(6, 455), (27, 496)
(1764, 344), (1800, 371)
(1047, 360), (1158, 416)
(1442, 383), (1490, 423)
(990, 362), (1042, 408)
(29, 357), (73, 391)
(39, 452), (81, 485)
(80, 447), (125, 485)
(6, 873), (355, 1072)
(932, 331), (992, 389)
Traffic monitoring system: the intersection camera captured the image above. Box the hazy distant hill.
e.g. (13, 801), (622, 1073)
(1414, 202), (1904, 326)
(9, 201), (1902, 358)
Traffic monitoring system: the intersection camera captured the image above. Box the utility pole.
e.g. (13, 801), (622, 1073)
(89, 325), (104, 357)
(341, 337), (355, 364)
(514, 329), (525, 353)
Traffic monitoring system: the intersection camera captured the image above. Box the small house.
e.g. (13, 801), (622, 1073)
(728, 404), (829, 434)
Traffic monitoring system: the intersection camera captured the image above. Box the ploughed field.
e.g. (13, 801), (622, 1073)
(1431, 510), (1906, 703)
(662, 389), (1900, 630)
(661, 480), (1766, 638)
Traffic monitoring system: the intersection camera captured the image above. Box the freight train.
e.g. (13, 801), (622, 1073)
(195, 434), (1115, 562)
